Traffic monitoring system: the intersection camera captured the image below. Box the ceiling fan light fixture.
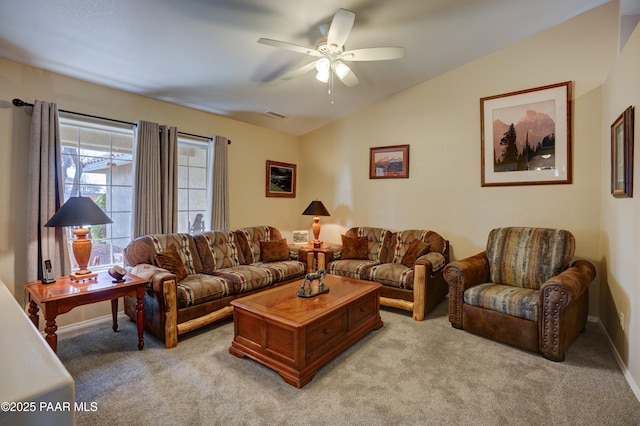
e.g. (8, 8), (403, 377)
(334, 61), (350, 79)
(315, 69), (330, 83)
(315, 57), (331, 72)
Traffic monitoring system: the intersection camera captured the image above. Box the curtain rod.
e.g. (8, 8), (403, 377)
(12, 98), (231, 144)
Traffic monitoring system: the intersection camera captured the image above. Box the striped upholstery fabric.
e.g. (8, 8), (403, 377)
(124, 233), (202, 275)
(326, 259), (380, 280)
(387, 229), (447, 264)
(194, 231), (243, 273)
(368, 263), (415, 290)
(464, 283), (539, 321)
(343, 227), (394, 262)
(176, 274), (233, 309)
(235, 226), (282, 264)
(486, 227), (575, 289)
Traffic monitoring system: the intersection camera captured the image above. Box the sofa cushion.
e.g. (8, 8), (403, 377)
(486, 227), (575, 289)
(464, 283), (539, 321)
(124, 233), (202, 275)
(400, 240), (431, 267)
(176, 274), (234, 309)
(368, 263), (415, 290)
(341, 235), (369, 260)
(326, 259), (380, 280)
(235, 226), (284, 264)
(194, 231), (243, 273)
(155, 246), (188, 282)
(251, 260), (305, 283)
(211, 264), (283, 293)
(260, 239), (290, 262)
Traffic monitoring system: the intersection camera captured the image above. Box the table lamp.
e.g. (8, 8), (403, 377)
(45, 196), (113, 281)
(302, 200), (330, 248)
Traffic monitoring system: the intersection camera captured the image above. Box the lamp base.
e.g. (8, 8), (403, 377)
(70, 271), (98, 282)
(312, 240), (323, 249)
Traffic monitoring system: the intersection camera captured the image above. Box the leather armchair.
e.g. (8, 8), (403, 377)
(444, 227), (596, 361)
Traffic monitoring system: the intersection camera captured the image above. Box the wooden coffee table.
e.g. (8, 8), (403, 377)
(229, 275), (383, 388)
(25, 271), (146, 353)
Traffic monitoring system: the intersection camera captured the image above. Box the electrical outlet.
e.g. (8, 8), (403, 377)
(619, 312), (625, 331)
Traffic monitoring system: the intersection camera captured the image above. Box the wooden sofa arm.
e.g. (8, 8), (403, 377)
(130, 264), (180, 348)
(443, 251), (490, 328)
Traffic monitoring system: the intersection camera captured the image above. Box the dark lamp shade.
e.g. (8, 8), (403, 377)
(44, 196), (113, 228)
(302, 200), (330, 217)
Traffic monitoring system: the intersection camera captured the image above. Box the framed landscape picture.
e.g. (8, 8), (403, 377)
(480, 81), (572, 186)
(369, 144), (410, 179)
(266, 160), (296, 198)
(611, 106), (634, 198)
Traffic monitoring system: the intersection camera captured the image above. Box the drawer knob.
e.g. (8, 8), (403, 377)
(323, 328), (332, 334)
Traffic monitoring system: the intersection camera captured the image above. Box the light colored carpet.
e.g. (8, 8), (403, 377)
(56, 301), (640, 426)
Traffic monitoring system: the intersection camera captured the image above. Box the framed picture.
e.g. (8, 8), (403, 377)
(611, 106), (635, 198)
(292, 230), (309, 245)
(480, 81), (572, 186)
(369, 144), (410, 179)
(266, 160), (296, 198)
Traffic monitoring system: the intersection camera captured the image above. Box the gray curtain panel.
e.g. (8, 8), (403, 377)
(210, 135), (230, 231)
(132, 121), (178, 238)
(27, 100), (70, 281)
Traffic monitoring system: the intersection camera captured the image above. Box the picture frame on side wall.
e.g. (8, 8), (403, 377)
(480, 81), (572, 186)
(266, 160), (296, 198)
(611, 105), (635, 198)
(369, 144), (410, 179)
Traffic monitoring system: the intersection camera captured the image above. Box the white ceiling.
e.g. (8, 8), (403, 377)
(0, 0), (618, 136)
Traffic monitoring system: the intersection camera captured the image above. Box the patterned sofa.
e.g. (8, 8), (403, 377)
(123, 226), (305, 348)
(326, 227), (450, 320)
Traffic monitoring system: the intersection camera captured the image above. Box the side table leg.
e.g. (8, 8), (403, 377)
(136, 293), (144, 350)
(111, 298), (119, 332)
(28, 300), (40, 329)
(45, 317), (58, 353)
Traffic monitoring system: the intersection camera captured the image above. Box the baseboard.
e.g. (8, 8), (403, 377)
(56, 312), (117, 334)
(594, 317), (640, 402)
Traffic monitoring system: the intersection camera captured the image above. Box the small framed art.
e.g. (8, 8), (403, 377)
(611, 106), (634, 198)
(369, 144), (410, 179)
(480, 81), (572, 186)
(266, 160), (296, 198)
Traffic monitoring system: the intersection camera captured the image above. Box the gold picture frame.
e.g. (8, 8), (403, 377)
(611, 106), (635, 198)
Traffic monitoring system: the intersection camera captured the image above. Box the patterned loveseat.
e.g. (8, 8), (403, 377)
(326, 227), (450, 320)
(123, 226), (305, 348)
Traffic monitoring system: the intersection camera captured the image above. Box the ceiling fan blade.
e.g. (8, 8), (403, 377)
(327, 8), (355, 52)
(339, 47), (405, 62)
(257, 38), (322, 57)
(332, 62), (359, 87)
(281, 61), (318, 80)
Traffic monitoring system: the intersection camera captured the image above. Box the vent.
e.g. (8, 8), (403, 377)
(262, 110), (286, 120)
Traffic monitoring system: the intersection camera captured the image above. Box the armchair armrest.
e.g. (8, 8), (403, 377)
(539, 259), (596, 361)
(443, 251), (490, 328)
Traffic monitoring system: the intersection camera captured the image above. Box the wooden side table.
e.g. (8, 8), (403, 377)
(299, 246), (335, 272)
(25, 271), (146, 353)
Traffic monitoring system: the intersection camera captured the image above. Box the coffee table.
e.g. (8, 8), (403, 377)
(25, 271), (146, 353)
(229, 275), (383, 388)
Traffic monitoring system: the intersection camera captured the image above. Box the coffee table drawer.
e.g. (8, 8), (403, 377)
(347, 293), (378, 330)
(306, 310), (347, 355)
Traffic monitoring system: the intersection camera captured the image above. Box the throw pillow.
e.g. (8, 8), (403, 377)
(341, 235), (369, 260)
(155, 246), (188, 282)
(400, 240), (431, 268)
(260, 239), (289, 262)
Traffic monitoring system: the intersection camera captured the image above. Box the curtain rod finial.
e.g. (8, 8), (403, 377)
(12, 98), (28, 107)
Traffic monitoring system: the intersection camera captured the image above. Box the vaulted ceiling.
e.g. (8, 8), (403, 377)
(1, 0), (632, 136)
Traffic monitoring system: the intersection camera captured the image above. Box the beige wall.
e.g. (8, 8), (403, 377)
(600, 15), (640, 395)
(0, 58), (300, 326)
(300, 2), (617, 314)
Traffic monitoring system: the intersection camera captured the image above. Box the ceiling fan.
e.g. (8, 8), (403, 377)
(258, 8), (404, 88)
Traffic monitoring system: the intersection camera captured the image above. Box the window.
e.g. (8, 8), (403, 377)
(59, 115), (134, 269)
(177, 138), (210, 235)
(59, 117), (212, 269)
